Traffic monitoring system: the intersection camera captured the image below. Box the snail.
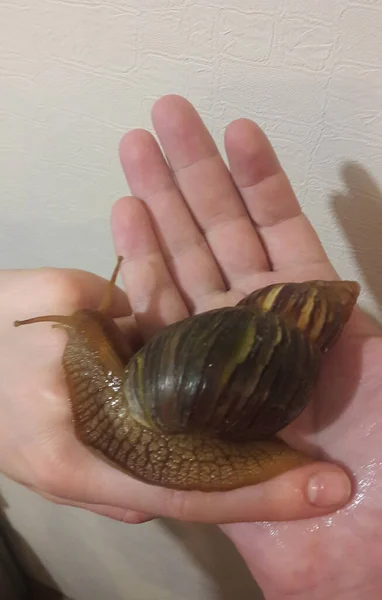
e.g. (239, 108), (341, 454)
(14, 258), (360, 492)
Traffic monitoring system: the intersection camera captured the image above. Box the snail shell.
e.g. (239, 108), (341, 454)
(124, 305), (320, 442)
(14, 260), (360, 491)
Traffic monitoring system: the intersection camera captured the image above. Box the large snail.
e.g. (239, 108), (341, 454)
(14, 258), (360, 492)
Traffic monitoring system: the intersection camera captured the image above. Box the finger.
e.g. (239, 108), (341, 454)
(224, 119), (336, 275)
(3, 268), (132, 321)
(118, 128), (227, 311)
(36, 489), (154, 524)
(151, 95), (270, 288)
(111, 196), (189, 338)
(50, 445), (352, 524)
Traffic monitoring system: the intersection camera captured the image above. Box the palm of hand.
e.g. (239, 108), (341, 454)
(225, 321), (382, 596)
(2, 95), (382, 598)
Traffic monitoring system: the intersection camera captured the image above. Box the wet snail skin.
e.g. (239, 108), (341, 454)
(14, 257), (360, 492)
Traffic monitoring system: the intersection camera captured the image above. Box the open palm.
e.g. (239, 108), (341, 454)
(112, 95), (382, 598)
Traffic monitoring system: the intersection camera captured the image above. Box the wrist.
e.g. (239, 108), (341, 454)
(221, 523), (382, 600)
(252, 567), (382, 600)
(264, 583), (382, 600)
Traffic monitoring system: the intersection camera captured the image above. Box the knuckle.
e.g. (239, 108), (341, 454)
(166, 489), (194, 522)
(37, 268), (83, 311)
(32, 449), (69, 498)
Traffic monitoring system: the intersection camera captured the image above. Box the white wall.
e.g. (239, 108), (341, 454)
(1, 1), (382, 598)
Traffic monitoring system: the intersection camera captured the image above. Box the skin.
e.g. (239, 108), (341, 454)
(2, 94), (382, 598)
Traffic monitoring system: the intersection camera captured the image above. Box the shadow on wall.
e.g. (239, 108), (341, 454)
(331, 162), (382, 319)
(1, 494), (263, 600)
(0, 494), (67, 599)
(160, 519), (264, 600)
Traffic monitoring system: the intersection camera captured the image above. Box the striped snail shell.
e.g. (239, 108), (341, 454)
(14, 258), (360, 492)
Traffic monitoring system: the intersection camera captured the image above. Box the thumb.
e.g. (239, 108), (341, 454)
(41, 448), (352, 525)
(212, 462), (352, 524)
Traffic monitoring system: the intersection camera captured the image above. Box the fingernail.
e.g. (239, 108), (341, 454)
(307, 470), (352, 508)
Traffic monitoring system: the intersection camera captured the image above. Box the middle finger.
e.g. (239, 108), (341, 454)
(151, 95), (270, 284)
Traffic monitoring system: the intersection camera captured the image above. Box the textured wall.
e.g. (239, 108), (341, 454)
(1, 1), (382, 599)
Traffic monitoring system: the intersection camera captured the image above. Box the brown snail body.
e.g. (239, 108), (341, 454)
(14, 258), (360, 491)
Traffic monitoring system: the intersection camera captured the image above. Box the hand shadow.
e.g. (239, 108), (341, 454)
(283, 163), (382, 459)
(159, 518), (265, 600)
(331, 161), (382, 324)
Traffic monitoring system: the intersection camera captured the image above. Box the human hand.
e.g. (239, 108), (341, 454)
(0, 267), (349, 528)
(112, 95), (382, 598)
(1, 96), (359, 531)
